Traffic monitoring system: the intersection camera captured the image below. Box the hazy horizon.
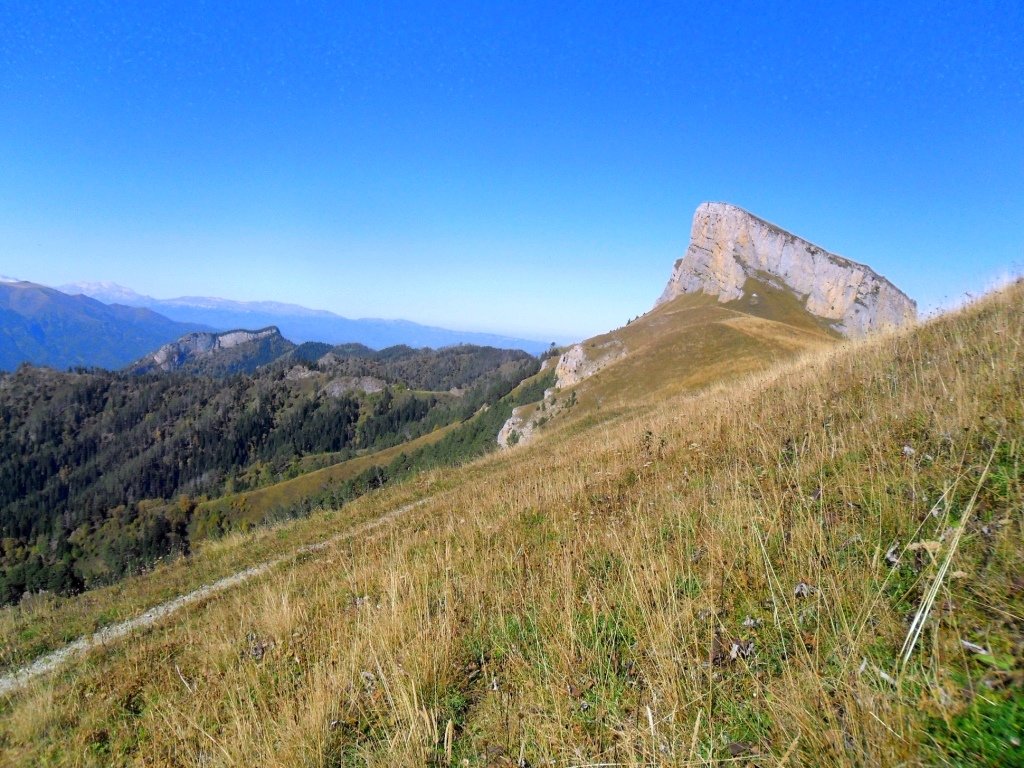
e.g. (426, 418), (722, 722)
(2, 2), (1021, 339)
(5, 275), (564, 344)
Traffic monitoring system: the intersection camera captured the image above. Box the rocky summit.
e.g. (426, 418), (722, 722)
(130, 326), (292, 375)
(658, 202), (916, 337)
(148, 328), (281, 370)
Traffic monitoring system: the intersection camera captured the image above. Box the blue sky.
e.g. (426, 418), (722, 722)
(1, 1), (1021, 340)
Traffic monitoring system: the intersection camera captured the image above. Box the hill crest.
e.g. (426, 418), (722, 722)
(129, 326), (294, 375)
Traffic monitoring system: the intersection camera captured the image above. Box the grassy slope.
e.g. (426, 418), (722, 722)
(1, 284), (1022, 765)
(518, 279), (836, 436)
(193, 422), (460, 530)
(0, 480), (444, 676)
(0, 371), (550, 671)
(579, 279), (835, 404)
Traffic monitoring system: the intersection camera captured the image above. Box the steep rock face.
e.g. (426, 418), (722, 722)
(149, 328), (279, 370)
(554, 340), (625, 389)
(134, 327), (287, 374)
(497, 406), (531, 448)
(657, 203), (916, 337)
(321, 376), (387, 397)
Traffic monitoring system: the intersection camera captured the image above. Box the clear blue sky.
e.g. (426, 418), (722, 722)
(1, 1), (1021, 340)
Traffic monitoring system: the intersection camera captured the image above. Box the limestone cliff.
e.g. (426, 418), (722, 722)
(554, 339), (625, 389)
(657, 203), (916, 337)
(130, 327), (294, 375)
(320, 376), (387, 397)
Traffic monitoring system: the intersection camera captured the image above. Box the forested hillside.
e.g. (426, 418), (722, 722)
(0, 345), (539, 604)
(284, 341), (541, 391)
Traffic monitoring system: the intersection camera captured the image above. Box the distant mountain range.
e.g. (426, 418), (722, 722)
(0, 281), (207, 371)
(60, 281), (553, 355)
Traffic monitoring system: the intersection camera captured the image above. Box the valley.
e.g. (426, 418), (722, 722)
(0, 341), (543, 605)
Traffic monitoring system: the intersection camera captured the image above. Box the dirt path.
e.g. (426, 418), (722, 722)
(0, 499), (425, 697)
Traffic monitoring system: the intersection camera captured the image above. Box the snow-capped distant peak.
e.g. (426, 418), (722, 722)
(162, 296), (336, 317)
(59, 281), (152, 305)
(0, 275), (22, 283)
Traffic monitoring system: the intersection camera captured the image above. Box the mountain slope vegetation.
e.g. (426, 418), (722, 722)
(501, 277), (838, 448)
(0, 282), (1019, 765)
(572, 276), (836, 403)
(290, 342), (544, 392)
(0, 345), (538, 604)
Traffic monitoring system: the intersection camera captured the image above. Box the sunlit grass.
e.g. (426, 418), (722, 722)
(0, 281), (1021, 766)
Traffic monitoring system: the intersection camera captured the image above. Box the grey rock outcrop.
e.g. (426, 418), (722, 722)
(137, 327), (283, 372)
(497, 406), (531, 448)
(497, 386), (560, 449)
(554, 339), (625, 389)
(657, 203), (916, 337)
(321, 376), (387, 397)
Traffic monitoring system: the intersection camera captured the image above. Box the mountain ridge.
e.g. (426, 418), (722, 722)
(128, 326), (295, 376)
(0, 281), (208, 371)
(495, 202), (914, 450)
(61, 281), (554, 354)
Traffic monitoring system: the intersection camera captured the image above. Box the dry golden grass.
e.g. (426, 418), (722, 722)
(563, 279), (835, 411)
(1, 282), (1021, 766)
(0, 478), (446, 676)
(0, 426), (470, 674)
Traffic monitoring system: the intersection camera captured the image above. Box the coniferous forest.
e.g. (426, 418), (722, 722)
(0, 344), (543, 604)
